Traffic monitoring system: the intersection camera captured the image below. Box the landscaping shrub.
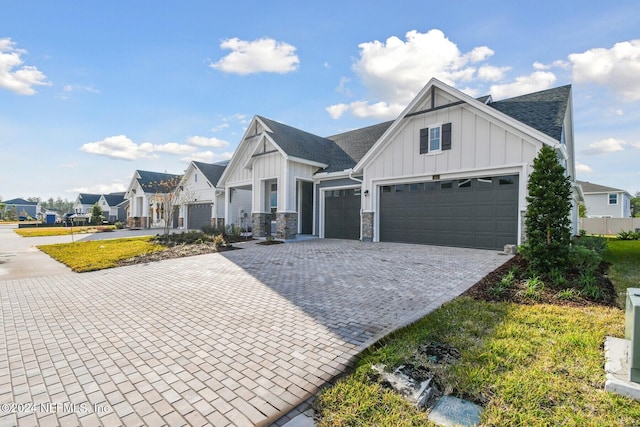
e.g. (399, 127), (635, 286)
(153, 231), (211, 245)
(522, 145), (573, 276)
(618, 229), (640, 240)
(568, 244), (601, 274)
(201, 224), (225, 236)
(572, 235), (607, 255)
(114, 221), (126, 229)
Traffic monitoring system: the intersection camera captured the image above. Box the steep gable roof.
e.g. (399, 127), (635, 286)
(192, 161), (227, 187)
(102, 192), (125, 206)
(78, 193), (101, 205)
(257, 116), (339, 166)
(488, 85), (571, 142)
(577, 180), (629, 195)
(136, 170), (182, 193)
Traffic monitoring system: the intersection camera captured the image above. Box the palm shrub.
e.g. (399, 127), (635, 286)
(521, 145), (572, 276)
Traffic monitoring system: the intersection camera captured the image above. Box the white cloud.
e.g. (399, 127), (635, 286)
(182, 151), (234, 163)
(71, 182), (127, 194)
(327, 29), (510, 120)
(352, 29), (493, 105)
(477, 65), (511, 81)
(210, 37), (300, 75)
(569, 40), (640, 101)
(0, 38), (51, 95)
(326, 103), (350, 119)
(582, 138), (626, 155)
(488, 71), (556, 99)
(575, 162), (593, 173)
(210, 123), (229, 132)
(186, 136), (229, 148)
(80, 135), (197, 160)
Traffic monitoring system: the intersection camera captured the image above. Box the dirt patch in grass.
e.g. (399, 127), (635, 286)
(461, 254), (618, 308)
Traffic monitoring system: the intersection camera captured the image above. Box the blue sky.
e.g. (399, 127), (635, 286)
(2, 1), (640, 201)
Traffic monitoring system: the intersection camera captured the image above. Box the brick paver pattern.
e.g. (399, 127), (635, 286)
(0, 239), (509, 426)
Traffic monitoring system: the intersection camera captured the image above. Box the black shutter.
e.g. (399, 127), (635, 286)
(442, 122), (452, 150)
(419, 128), (429, 154)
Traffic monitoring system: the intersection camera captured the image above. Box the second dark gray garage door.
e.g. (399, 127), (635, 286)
(379, 175), (518, 250)
(325, 188), (361, 239)
(187, 203), (211, 231)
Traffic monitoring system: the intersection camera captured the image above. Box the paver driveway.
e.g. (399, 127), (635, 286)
(0, 235), (510, 426)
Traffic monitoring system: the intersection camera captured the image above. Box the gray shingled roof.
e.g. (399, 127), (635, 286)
(257, 116), (340, 166)
(324, 121), (393, 173)
(576, 180), (627, 194)
(257, 116), (392, 174)
(488, 85), (571, 142)
(102, 192), (125, 206)
(136, 170), (182, 193)
(3, 198), (37, 205)
(78, 193), (101, 205)
(193, 161), (227, 187)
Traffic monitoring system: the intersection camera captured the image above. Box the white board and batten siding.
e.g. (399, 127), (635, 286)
(362, 99), (542, 213)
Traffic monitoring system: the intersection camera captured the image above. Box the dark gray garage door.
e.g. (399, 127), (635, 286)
(380, 175), (518, 250)
(187, 203), (211, 231)
(325, 188), (361, 239)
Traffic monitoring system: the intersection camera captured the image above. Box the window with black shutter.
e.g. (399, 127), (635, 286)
(419, 128), (429, 154)
(419, 123), (452, 154)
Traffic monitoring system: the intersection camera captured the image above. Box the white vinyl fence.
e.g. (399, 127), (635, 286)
(579, 217), (640, 235)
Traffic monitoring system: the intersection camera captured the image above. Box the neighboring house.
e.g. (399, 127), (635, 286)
(175, 160), (243, 230)
(218, 78), (580, 250)
(73, 193), (102, 215)
(577, 180), (632, 218)
(2, 198), (41, 220)
(124, 170), (182, 228)
(100, 192), (126, 223)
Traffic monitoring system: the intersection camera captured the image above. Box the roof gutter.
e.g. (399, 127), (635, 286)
(348, 169), (362, 184)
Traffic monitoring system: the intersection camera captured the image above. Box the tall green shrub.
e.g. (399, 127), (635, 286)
(522, 145), (572, 275)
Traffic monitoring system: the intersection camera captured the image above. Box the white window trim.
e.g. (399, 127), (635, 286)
(608, 193), (618, 205)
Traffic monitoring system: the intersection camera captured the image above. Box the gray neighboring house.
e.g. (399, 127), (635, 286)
(577, 180), (632, 218)
(100, 192), (127, 223)
(2, 198), (41, 220)
(73, 193), (102, 215)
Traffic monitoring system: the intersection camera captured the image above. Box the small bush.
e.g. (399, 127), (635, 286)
(201, 224), (225, 236)
(573, 235), (607, 255)
(579, 271), (604, 301)
(568, 244), (601, 273)
(555, 288), (580, 301)
(548, 267), (568, 289)
(213, 234), (226, 249)
(618, 230), (640, 240)
(154, 231), (210, 245)
(519, 276), (544, 301)
(114, 221), (126, 229)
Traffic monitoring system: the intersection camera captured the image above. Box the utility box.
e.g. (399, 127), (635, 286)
(626, 288), (640, 383)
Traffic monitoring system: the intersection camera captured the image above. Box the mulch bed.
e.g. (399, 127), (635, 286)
(116, 242), (236, 267)
(462, 254), (618, 307)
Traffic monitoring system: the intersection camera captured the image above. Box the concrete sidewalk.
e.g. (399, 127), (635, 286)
(0, 226), (510, 426)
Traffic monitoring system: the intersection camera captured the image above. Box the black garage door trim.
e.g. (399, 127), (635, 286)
(379, 175), (518, 250)
(324, 188), (361, 240)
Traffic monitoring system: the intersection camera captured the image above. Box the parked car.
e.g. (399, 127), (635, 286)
(62, 212), (74, 226)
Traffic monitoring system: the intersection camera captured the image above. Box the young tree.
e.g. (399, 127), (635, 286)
(149, 176), (183, 238)
(522, 145), (573, 275)
(91, 203), (104, 225)
(578, 203), (587, 218)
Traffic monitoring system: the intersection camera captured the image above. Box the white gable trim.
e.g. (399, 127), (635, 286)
(354, 78), (562, 173)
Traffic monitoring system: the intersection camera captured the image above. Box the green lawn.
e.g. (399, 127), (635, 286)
(314, 240), (640, 426)
(38, 237), (164, 272)
(604, 239), (640, 307)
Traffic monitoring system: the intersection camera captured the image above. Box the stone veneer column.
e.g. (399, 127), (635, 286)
(252, 213), (272, 238)
(275, 212), (298, 240)
(362, 212), (374, 242)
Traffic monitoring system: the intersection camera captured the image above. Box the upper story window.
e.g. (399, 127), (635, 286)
(419, 123), (452, 154)
(609, 193), (618, 205)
